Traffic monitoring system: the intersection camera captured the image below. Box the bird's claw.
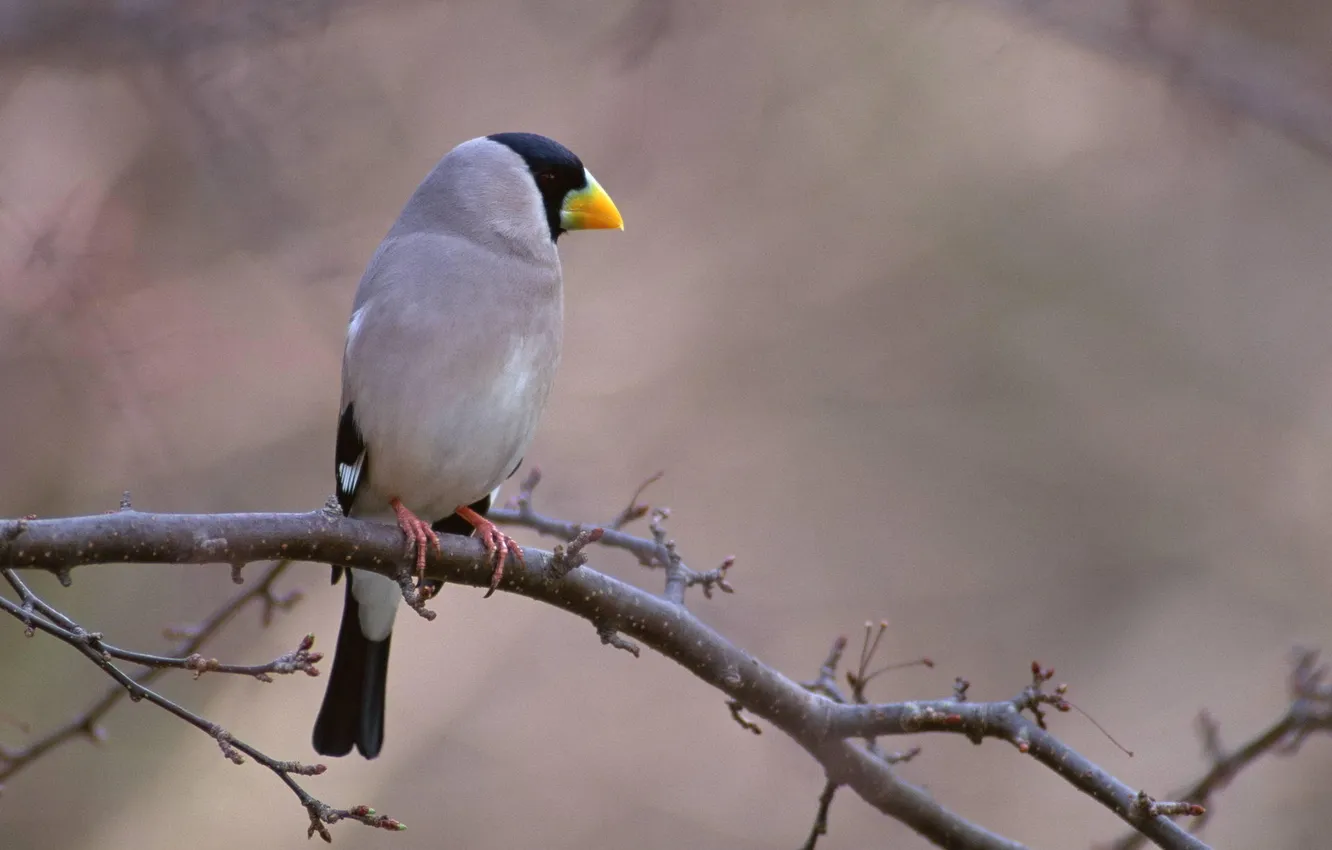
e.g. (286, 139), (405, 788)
(478, 523), (524, 599)
(391, 498), (440, 585)
(455, 504), (524, 598)
(455, 506), (522, 599)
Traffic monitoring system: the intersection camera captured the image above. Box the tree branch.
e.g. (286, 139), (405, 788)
(796, 625), (927, 850)
(0, 557), (297, 783)
(0, 503), (1229, 849)
(801, 780), (839, 850)
(0, 564), (403, 840)
(492, 466), (734, 605)
(2, 572), (320, 682)
(1105, 649), (1332, 850)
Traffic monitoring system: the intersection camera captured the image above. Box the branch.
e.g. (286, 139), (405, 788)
(1105, 649), (1332, 850)
(0, 566), (402, 840)
(800, 780), (839, 850)
(0, 557), (297, 783)
(0, 505), (1218, 849)
(819, 661), (1208, 850)
(2, 582), (320, 682)
(957, 0), (1332, 161)
(492, 467), (734, 605)
(797, 625), (928, 849)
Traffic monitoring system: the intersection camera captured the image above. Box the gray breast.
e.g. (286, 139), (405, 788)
(342, 230), (563, 519)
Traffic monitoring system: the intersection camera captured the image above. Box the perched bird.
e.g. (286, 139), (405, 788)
(312, 133), (623, 759)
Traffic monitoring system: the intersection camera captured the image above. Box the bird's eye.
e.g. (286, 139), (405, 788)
(537, 171), (556, 184)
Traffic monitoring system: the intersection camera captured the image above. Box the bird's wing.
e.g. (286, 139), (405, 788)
(335, 402), (369, 517)
(330, 402), (368, 586)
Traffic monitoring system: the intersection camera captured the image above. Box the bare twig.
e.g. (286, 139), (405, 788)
(844, 621), (934, 701)
(802, 634), (850, 702)
(0, 507), (1300, 850)
(3, 569), (319, 681)
(0, 558), (295, 784)
(492, 470), (731, 606)
(801, 780), (839, 850)
(549, 527), (604, 578)
(727, 699), (762, 735)
(391, 560), (437, 621)
(686, 554), (735, 599)
(647, 507), (689, 604)
(607, 470), (663, 530)
(795, 625), (938, 847)
(1105, 649), (1332, 850)
(1131, 791), (1206, 820)
(0, 568), (399, 838)
(596, 623), (641, 657)
(177, 634), (321, 681)
(1014, 661), (1072, 731)
(0, 510), (1016, 847)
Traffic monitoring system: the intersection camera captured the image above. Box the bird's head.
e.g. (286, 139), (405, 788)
(486, 132), (623, 242)
(413, 132), (621, 253)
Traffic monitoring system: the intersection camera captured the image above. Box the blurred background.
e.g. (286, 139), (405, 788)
(2, 1), (1331, 847)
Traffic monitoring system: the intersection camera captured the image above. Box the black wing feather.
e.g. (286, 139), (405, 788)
(332, 403), (369, 586)
(335, 403), (368, 516)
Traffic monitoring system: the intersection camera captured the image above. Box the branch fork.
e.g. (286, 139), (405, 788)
(2, 479), (1325, 849)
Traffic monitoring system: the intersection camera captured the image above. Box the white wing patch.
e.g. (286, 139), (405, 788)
(338, 452), (366, 498)
(346, 304), (368, 351)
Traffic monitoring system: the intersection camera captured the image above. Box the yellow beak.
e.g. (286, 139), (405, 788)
(560, 171), (624, 231)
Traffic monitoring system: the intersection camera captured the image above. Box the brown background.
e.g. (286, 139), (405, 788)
(2, 2), (1331, 848)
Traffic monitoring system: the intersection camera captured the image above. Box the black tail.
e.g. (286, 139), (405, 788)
(312, 581), (390, 759)
(311, 493), (494, 759)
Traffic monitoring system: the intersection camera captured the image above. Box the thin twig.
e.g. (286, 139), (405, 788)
(607, 470), (663, 530)
(549, 527), (604, 578)
(801, 780), (839, 850)
(794, 626), (939, 846)
(0, 570), (399, 842)
(493, 470), (732, 606)
(2, 568), (320, 680)
(727, 699), (762, 735)
(0, 559), (296, 783)
(0, 568), (400, 839)
(1105, 649), (1332, 850)
(0, 507), (1301, 849)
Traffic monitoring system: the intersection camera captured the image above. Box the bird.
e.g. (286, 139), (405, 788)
(312, 132), (623, 759)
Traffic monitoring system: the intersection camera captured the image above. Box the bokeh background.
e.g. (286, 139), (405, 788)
(3, 1), (1331, 848)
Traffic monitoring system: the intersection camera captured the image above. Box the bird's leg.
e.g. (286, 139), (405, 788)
(391, 497), (440, 583)
(455, 504), (524, 598)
